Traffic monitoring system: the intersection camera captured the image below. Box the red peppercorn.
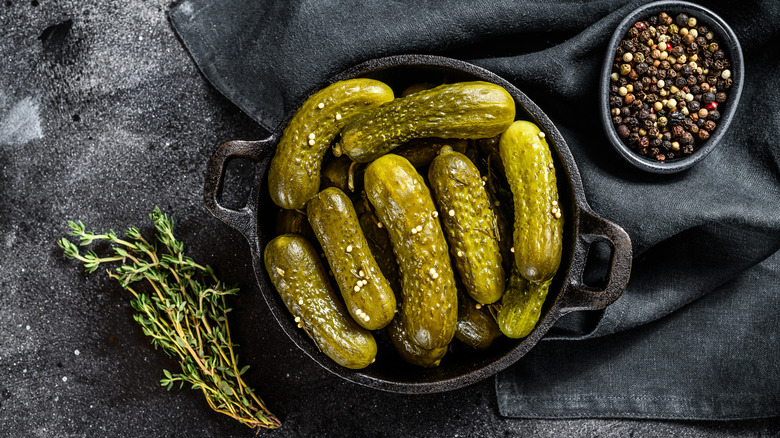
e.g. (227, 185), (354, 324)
(705, 101), (718, 111)
(636, 21), (646, 30)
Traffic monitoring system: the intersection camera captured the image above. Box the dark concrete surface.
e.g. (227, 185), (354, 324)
(1, 1), (778, 436)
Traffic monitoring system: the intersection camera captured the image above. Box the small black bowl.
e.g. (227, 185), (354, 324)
(600, 0), (744, 174)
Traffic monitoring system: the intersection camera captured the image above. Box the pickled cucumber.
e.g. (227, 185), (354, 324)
(499, 120), (563, 283)
(268, 78), (394, 209)
(263, 235), (377, 369)
(364, 154), (457, 350)
(455, 291), (503, 350)
(496, 268), (551, 339)
(307, 187), (396, 330)
(353, 191), (401, 296)
(387, 318), (447, 368)
(340, 81), (516, 163)
(394, 138), (468, 169)
(428, 146), (504, 304)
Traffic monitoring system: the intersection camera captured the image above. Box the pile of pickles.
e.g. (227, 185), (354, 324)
(264, 78), (563, 369)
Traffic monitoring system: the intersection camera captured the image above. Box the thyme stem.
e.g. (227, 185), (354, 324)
(58, 207), (281, 430)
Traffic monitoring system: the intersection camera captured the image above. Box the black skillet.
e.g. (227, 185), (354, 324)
(203, 54), (632, 394)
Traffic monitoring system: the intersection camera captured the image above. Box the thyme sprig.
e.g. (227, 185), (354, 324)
(58, 207), (280, 431)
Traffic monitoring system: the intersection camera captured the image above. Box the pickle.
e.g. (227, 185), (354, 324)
(274, 208), (318, 243)
(340, 81), (516, 163)
(455, 290), (502, 350)
(307, 187), (396, 330)
(364, 154), (457, 350)
(496, 268), (551, 339)
(268, 78), (394, 209)
(353, 191), (401, 296)
(264, 235), (377, 369)
(387, 318), (447, 368)
(321, 156), (353, 193)
(499, 120), (563, 283)
(394, 138), (468, 169)
(428, 146), (504, 304)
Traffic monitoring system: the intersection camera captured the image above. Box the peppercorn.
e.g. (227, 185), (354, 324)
(708, 42), (719, 52)
(698, 129), (710, 141)
(704, 120), (717, 131)
(621, 106), (631, 117)
(708, 110), (721, 122)
(687, 100), (701, 112)
(628, 132), (640, 145)
(689, 124), (699, 135)
(698, 108), (709, 119)
(672, 125), (685, 138)
(624, 93), (636, 105)
(636, 62), (649, 74)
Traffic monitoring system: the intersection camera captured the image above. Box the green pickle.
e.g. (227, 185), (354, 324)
(387, 318), (447, 368)
(394, 138), (468, 169)
(263, 235), (377, 369)
(268, 78), (394, 209)
(455, 291), (503, 350)
(364, 154), (457, 350)
(340, 81), (516, 163)
(307, 187), (396, 331)
(428, 146), (505, 304)
(499, 120), (563, 283)
(496, 268), (551, 339)
(353, 192), (402, 296)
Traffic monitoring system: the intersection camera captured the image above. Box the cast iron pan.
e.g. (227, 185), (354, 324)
(203, 54), (632, 394)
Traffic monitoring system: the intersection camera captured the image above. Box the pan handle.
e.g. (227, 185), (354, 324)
(558, 207), (632, 313)
(203, 138), (275, 243)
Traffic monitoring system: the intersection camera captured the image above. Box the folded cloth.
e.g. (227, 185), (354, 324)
(170, 0), (780, 419)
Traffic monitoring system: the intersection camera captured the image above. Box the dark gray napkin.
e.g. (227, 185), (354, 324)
(169, 0), (780, 419)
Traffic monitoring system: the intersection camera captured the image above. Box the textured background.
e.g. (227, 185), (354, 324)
(1, 1), (779, 436)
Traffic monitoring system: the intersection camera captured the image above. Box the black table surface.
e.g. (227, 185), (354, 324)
(1, 1), (779, 436)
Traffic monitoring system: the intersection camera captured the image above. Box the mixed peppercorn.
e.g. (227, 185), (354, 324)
(609, 12), (733, 161)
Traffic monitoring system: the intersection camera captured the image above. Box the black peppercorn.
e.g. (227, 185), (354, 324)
(702, 92), (716, 104)
(676, 77), (688, 88)
(675, 13), (689, 27)
(629, 132), (640, 145)
(636, 62), (649, 74)
(698, 129), (710, 141)
(704, 120), (717, 131)
(716, 91), (728, 103)
(617, 125), (630, 138)
(669, 111), (685, 125)
(686, 75), (697, 86)
(708, 110), (721, 122)
(621, 106), (631, 117)
(688, 100), (701, 112)
(662, 131), (672, 141)
(623, 40), (634, 51)
(714, 50), (725, 60)
(639, 136), (650, 149)
(672, 125), (685, 138)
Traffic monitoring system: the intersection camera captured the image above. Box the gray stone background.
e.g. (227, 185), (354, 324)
(1, 1), (778, 436)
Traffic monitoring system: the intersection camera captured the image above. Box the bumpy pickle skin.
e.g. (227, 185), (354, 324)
(263, 235), (377, 369)
(428, 146), (505, 304)
(455, 290), (503, 350)
(307, 187), (397, 331)
(498, 120), (563, 283)
(387, 318), (447, 368)
(340, 81), (516, 163)
(268, 78), (394, 210)
(353, 191), (402, 296)
(496, 268), (551, 339)
(364, 154), (457, 350)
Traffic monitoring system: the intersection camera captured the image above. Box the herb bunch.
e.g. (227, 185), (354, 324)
(58, 207), (280, 431)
